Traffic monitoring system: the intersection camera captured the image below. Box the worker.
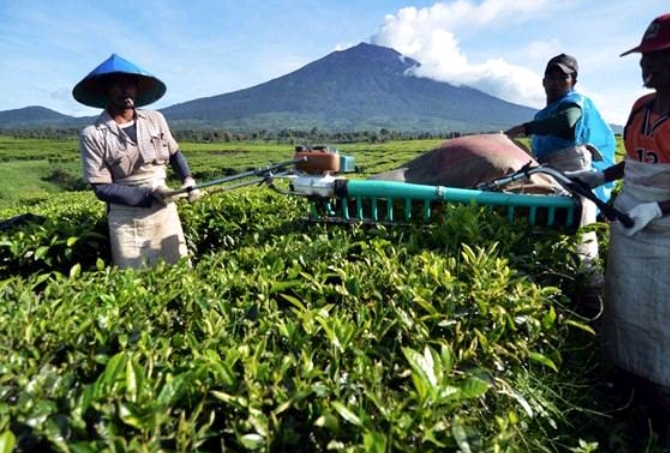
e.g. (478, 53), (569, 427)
(73, 54), (202, 269)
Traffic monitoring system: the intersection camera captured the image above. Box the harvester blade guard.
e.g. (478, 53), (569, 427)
(305, 180), (581, 233)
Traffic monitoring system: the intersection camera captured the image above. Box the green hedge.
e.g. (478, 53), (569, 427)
(0, 189), (628, 452)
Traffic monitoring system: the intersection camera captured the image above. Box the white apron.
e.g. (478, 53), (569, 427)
(539, 145), (599, 267)
(108, 164), (189, 269)
(602, 160), (670, 388)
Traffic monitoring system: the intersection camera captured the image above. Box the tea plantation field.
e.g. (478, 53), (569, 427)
(0, 136), (661, 452)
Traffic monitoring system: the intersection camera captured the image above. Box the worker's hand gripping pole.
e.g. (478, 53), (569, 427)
(476, 162), (634, 228)
(165, 157), (307, 199)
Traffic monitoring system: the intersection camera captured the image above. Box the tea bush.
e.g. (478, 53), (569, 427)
(0, 188), (622, 452)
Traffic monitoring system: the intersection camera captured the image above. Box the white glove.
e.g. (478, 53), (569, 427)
(624, 202), (662, 236)
(152, 185), (179, 205)
(181, 177), (203, 202)
(564, 169), (606, 188)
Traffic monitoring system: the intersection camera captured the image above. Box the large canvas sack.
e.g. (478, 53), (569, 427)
(369, 133), (564, 194)
(602, 162), (670, 389)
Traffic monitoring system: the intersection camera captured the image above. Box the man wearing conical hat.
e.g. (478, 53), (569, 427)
(73, 54), (202, 269)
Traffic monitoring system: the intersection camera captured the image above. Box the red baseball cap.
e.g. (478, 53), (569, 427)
(621, 13), (670, 56)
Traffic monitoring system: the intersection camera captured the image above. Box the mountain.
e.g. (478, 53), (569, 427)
(0, 106), (90, 128)
(161, 42), (537, 133)
(0, 43), (542, 133)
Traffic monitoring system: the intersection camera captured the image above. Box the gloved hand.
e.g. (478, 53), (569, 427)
(564, 169), (606, 188)
(624, 202), (662, 236)
(152, 185), (180, 205)
(181, 177), (203, 203)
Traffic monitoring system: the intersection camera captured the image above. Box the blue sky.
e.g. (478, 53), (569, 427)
(1, 0), (667, 126)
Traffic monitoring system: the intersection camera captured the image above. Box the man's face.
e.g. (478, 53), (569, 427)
(542, 67), (574, 103)
(640, 48), (670, 90)
(106, 75), (139, 110)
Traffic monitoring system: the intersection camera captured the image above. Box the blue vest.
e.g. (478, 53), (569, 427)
(532, 90), (616, 202)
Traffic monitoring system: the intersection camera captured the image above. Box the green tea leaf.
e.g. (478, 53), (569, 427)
(240, 433), (265, 450)
(118, 403), (144, 430)
(70, 442), (100, 453)
(459, 376), (491, 399)
(211, 390), (248, 408)
(125, 357), (138, 403)
(280, 293), (307, 311)
(69, 263), (81, 278)
(403, 346), (438, 398)
(331, 401), (362, 426)
(314, 413), (339, 431)
(508, 389), (533, 418)
(98, 352), (127, 392)
(34, 245), (50, 260)
(363, 430), (387, 453)
(541, 305), (557, 329)
(451, 416), (472, 453)
(270, 281), (301, 293)
(528, 351), (558, 372)
(0, 430), (16, 453)
(157, 373), (188, 409)
(563, 319), (596, 335)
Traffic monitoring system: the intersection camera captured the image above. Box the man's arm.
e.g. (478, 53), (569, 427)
(169, 150), (203, 201)
(92, 183), (154, 207)
(169, 150), (193, 181)
(152, 111), (201, 200)
(525, 104), (582, 139)
(504, 104), (581, 139)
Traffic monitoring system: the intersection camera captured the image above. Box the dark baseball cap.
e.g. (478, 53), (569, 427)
(621, 13), (670, 56)
(545, 54), (579, 75)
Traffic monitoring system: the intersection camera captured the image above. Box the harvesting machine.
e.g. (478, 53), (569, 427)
(171, 144), (633, 232)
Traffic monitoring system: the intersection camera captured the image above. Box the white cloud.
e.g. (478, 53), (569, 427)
(368, 0), (664, 125)
(369, 1), (560, 111)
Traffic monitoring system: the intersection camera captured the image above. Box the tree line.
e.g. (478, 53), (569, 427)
(2, 127), (468, 143)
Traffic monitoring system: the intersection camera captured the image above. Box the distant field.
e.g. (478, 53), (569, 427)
(0, 136), (443, 209)
(0, 134), (625, 209)
(0, 160), (68, 203)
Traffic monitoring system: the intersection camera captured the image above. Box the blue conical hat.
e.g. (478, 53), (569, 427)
(72, 54), (167, 108)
